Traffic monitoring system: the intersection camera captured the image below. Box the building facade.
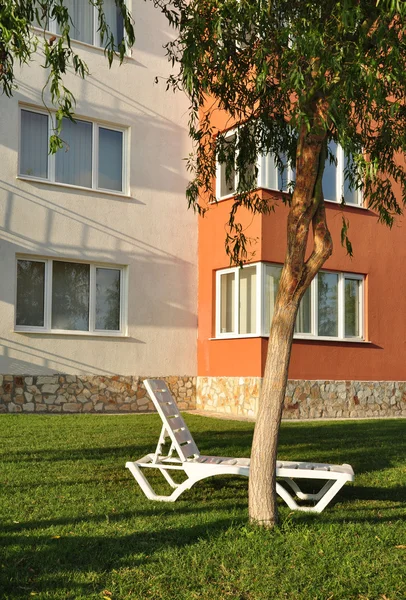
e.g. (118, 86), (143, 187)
(0, 1), (197, 413)
(0, 2), (405, 419)
(197, 110), (406, 419)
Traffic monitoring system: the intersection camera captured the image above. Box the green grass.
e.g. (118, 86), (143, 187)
(0, 414), (405, 600)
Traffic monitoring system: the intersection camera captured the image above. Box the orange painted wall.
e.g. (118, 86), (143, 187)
(198, 185), (406, 381)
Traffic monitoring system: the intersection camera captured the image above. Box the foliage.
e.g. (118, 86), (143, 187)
(153, 0), (406, 263)
(0, 413), (405, 599)
(0, 1), (135, 148)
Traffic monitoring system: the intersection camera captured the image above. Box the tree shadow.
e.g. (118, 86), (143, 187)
(1, 416), (405, 598)
(0, 489), (251, 599)
(1, 443), (151, 464)
(0, 517), (238, 598)
(192, 417), (406, 475)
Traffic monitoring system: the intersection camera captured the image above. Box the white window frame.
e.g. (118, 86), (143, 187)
(258, 152), (295, 193)
(294, 271), (364, 341)
(324, 144), (363, 207)
(18, 106), (128, 195)
(216, 128), (239, 200)
(15, 256), (128, 337)
(31, 0), (127, 51)
(215, 263), (364, 341)
(216, 132), (363, 207)
(215, 263), (262, 338)
(216, 131), (282, 201)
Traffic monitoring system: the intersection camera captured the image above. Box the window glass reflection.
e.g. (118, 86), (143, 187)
(323, 141), (338, 201)
(318, 272), (339, 336)
(264, 265), (282, 333)
(345, 278), (360, 337)
(220, 272), (235, 333)
(16, 260), (45, 327)
(96, 268), (121, 330)
(295, 286), (311, 334)
(52, 262), (90, 330)
(239, 267), (256, 334)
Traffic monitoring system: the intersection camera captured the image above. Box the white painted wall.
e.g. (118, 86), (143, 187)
(0, 1), (197, 376)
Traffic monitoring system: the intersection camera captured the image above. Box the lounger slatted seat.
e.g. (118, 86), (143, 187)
(125, 379), (354, 513)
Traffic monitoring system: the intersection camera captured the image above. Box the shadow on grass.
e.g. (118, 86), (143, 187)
(1, 417), (405, 598)
(0, 526), (227, 597)
(3, 417), (404, 474)
(0, 509), (246, 599)
(345, 484), (406, 504)
(0, 498), (245, 534)
(1, 492), (404, 599)
(194, 418), (406, 475)
(0, 443), (152, 464)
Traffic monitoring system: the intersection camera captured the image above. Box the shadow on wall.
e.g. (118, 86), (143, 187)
(14, 82), (189, 195)
(0, 182), (196, 330)
(134, 0), (179, 60)
(72, 77), (190, 195)
(0, 41), (197, 373)
(0, 180), (197, 375)
(0, 337), (129, 375)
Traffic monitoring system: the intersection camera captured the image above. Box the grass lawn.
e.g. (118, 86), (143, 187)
(0, 414), (405, 600)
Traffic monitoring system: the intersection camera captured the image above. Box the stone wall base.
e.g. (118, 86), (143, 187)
(0, 375), (196, 413)
(2, 374), (405, 418)
(196, 377), (406, 419)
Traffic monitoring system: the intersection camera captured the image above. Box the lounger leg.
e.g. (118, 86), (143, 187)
(277, 478), (347, 513)
(126, 462), (195, 502)
(311, 478), (348, 513)
(158, 466), (181, 489)
(281, 477), (335, 501)
(275, 482), (300, 511)
(126, 462), (159, 500)
(307, 480), (335, 501)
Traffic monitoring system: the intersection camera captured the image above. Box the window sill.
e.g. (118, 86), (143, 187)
(210, 334), (260, 340)
(293, 335), (369, 343)
(210, 335), (370, 343)
(31, 26), (133, 60)
(16, 176), (132, 200)
(216, 192), (236, 202)
(14, 329), (128, 338)
(324, 198), (366, 210)
(215, 189), (366, 210)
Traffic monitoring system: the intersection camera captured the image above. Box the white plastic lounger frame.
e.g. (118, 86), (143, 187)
(125, 379), (354, 513)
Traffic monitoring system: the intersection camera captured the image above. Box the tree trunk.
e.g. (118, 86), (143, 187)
(248, 297), (299, 526)
(248, 123), (333, 527)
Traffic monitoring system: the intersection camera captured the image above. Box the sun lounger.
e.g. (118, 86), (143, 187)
(125, 379), (354, 513)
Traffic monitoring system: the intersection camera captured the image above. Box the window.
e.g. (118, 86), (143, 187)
(323, 141), (361, 205)
(33, 0), (124, 49)
(217, 266), (260, 336)
(15, 258), (127, 335)
(258, 153), (295, 193)
(215, 263), (364, 340)
(216, 131), (238, 198)
(216, 130), (259, 199)
(216, 133), (361, 206)
(19, 108), (126, 193)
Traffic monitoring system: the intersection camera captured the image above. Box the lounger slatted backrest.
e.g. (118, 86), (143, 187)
(144, 379), (200, 461)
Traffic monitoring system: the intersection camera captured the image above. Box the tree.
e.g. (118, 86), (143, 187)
(0, 0), (135, 148)
(151, 0), (406, 526)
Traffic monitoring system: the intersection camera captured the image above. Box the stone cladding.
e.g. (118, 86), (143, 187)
(1, 374), (405, 418)
(196, 377), (406, 419)
(197, 377), (261, 418)
(0, 375), (196, 413)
